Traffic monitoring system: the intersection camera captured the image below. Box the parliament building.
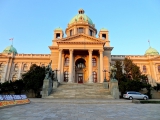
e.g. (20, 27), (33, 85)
(0, 9), (160, 86)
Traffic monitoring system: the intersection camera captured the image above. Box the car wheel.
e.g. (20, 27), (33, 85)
(129, 96), (133, 100)
(143, 97), (147, 100)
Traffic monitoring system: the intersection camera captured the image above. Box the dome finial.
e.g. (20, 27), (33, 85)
(78, 9), (85, 14)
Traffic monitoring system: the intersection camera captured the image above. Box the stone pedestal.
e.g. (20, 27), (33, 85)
(109, 79), (119, 99)
(103, 82), (109, 89)
(53, 81), (59, 89)
(41, 79), (52, 98)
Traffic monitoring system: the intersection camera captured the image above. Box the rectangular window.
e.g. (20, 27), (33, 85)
(70, 30), (73, 36)
(90, 29), (93, 36)
(102, 34), (106, 39)
(78, 28), (84, 33)
(56, 33), (60, 39)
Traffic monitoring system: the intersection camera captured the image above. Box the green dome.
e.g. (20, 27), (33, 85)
(69, 9), (93, 25)
(145, 47), (159, 55)
(100, 28), (108, 31)
(54, 27), (62, 30)
(2, 45), (18, 54)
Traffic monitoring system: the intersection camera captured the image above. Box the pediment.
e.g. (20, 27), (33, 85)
(56, 34), (105, 44)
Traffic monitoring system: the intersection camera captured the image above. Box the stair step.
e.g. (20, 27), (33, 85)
(46, 83), (113, 99)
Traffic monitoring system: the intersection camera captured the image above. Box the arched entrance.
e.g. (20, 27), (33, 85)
(75, 58), (86, 83)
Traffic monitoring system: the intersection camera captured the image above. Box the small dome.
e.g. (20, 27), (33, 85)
(69, 9), (93, 25)
(54, 27), (62, 30)
(145, 47), (159, 55)
(100, 28), (108, 31)
(2, 45), (18, 54)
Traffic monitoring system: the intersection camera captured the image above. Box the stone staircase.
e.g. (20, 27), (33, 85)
(46, 83), (114, 99)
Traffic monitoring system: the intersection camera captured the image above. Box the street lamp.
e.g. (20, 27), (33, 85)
(103, 69), (108, 82)
(54, 68), (59, 81)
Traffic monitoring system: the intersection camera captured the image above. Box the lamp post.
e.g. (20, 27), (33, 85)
(103, 69), (107, 82)
(54, 68), (59, 81)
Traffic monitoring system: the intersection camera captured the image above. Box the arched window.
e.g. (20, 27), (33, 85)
(23, 64), (28, 72)
(92, 71), (97, 83)
(92, 58), (96, 66)
(64, 71), (69, 82)
(0, 63), (4, 72)
(14, 64), (19, 72)
(12, 74), (17, 81)
(65, 57), (69, 66)
(158, 65), (160, 73)
(143, 65), (147, 73)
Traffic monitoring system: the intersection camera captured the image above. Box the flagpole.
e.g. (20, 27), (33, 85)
(148, 39), (151, 47)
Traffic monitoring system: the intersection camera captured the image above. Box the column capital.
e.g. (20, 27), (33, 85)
(69, 49), (74, 52)
(99, 49), (104, 53)
(88, 49), (93, 53)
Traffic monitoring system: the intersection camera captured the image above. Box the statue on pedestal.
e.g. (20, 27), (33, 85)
(45, 60), (53, 80)
(110, 64), (117, 80)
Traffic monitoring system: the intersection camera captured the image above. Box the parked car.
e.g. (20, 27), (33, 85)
(123, 91), (148, 100)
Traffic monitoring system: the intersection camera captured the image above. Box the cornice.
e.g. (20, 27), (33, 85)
(104, 47), (113, 51)
(57, 41), (104, 45)
(56, 34), (106, 43)
(49, 46), (59, 50)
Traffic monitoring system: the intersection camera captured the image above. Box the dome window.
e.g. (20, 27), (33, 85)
(89, 29), (93, 36)
(78, 27), (84, 33)
(70, 29), (73, 36)
(78, 9), (85, 14)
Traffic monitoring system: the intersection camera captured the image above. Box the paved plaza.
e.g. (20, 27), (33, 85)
(0, 99), (160, 120)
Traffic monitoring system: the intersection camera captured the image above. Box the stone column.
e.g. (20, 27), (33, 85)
(88, 49), (93, 83)
(99, 50), (104, 83)
(68, 49), (73, 82)
(57, 49), (62, 82)
(18, 62), (23, 79)
(60, 52), (64, 82)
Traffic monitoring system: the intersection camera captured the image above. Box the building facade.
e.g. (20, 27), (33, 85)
(0, 9), (160, 86)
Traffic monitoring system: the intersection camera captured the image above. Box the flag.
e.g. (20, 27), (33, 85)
(9, 38), (14, 40)
(148, 40), (150, 43)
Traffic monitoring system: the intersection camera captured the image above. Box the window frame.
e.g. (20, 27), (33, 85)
(64, 71), (69, 82)
(143, 65), (147, 73)
(64, 57), (69, 66)
(92, 58), (97, 67)
(92, 71), (97, 83)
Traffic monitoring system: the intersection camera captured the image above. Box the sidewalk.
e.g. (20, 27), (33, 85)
(29, 98), (132, 104)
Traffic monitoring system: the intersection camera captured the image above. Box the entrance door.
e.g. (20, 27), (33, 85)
(78, 74), (83, 83)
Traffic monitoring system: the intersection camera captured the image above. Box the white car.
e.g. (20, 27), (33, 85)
(123, 91), (148, 100)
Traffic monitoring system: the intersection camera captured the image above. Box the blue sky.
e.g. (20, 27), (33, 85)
(0, 0), (160, 55)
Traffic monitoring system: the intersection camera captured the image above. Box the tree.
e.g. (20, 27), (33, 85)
(11, 79), (25, 94)
(115, 60), (124, 82)
(22, 64), (45, 97)
(0, 81), (12, 94)
(116, 58), (151, 97)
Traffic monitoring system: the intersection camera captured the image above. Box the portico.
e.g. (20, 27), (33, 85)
(49, 9), (113, 83)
